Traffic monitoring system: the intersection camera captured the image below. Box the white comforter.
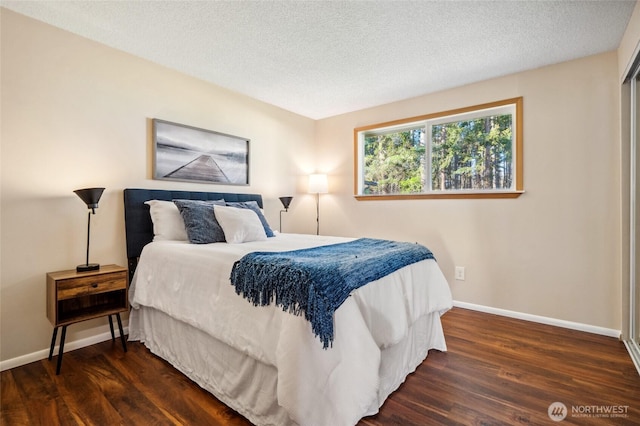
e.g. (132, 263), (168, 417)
(129, 233), (452, 426)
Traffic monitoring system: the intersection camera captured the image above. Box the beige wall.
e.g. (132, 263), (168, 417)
(314, 52), (622, 330)
(0, 9), (316, 362)
(0, 7), (627, 365)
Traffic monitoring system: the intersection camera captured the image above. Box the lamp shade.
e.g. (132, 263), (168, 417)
(74, 187), (105, 210)
(279, 196), (293, 209)
(308, 174), (328, 194)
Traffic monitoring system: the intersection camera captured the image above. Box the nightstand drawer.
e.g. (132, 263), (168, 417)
(57, 271), (127, 300)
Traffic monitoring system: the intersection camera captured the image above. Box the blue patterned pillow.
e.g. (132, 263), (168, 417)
(226, 201), (275, 237)
(173, 199), (226, 244)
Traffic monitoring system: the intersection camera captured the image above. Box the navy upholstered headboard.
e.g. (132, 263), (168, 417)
(123, 188), (263, 282)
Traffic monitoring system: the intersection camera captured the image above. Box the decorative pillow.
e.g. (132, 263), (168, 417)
(144, 200), (188, 241)
(226, 201), (275, 237)
(213, 205), (268, 244)
(173, 199), (226, 244)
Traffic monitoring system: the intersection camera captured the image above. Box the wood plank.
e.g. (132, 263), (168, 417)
(0, 370), (30, 426)
(103, 340), (250, 425)
(2, 307), (639, 424)
(7, 360), (78, 425)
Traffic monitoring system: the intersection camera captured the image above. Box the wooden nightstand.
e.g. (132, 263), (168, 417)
(46, 264), (128, 374)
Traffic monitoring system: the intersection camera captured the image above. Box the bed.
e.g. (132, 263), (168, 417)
(124, 188), (453, 426)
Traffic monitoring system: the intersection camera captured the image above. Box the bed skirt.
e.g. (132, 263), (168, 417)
(128, 307), (446, 426)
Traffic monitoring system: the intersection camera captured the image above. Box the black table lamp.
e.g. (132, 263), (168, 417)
(74, 187), (104, 272)
(279, 196), (293, 232)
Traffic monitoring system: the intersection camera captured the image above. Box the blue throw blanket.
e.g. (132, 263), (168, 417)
(230, 238), (435, 348)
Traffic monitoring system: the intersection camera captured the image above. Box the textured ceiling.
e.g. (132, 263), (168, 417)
(2, 1), (636, 119)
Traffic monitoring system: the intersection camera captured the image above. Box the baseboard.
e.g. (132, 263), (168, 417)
(0, 326), (128, 372)
(2, 303), (622, 371)
(453, 301), (621, 339)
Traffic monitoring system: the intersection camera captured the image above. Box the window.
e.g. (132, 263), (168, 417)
(354, 97), (523, 199)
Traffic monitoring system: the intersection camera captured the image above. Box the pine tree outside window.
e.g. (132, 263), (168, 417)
(354, 97), (523, 200)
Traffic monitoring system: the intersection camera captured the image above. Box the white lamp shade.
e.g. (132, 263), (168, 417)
(308, 174), (328, 194)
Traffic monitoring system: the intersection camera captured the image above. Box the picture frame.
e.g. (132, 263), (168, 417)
(152, 119), (249, 185)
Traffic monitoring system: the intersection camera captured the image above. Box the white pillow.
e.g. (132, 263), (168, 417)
(214, 205), (267, 244)
(144, 200), (188, 241)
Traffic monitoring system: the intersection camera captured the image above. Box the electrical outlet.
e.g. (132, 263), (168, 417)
(455, 266), (465, 281)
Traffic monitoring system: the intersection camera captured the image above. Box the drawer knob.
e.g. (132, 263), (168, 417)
(91, 283), (98, 288)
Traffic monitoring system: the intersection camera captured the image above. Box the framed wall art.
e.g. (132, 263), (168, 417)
(152, 119), (249, 185)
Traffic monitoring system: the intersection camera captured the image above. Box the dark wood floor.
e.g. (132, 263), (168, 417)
(2, 307), (639, 425)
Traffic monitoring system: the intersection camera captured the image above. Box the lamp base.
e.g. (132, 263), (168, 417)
(76, 263), (100, 273)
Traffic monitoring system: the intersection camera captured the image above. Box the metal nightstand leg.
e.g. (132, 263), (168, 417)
(108, 315), (115, 341)
(55, 325), (67, 375)
(116, 313), (127, 352)
(48, 327), (58, 361)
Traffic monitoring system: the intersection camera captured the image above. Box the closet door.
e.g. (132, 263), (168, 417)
(628, 70), (640, 371)
(634, 72), (640, 348)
